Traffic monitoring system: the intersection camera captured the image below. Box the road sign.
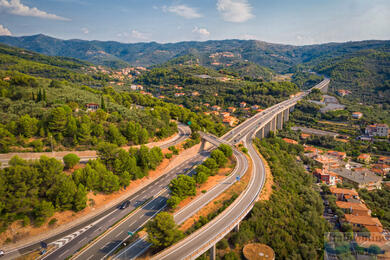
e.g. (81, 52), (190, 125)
(128, 231), (134, 236)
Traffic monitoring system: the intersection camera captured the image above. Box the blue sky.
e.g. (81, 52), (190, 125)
(0, 0), (389, 45)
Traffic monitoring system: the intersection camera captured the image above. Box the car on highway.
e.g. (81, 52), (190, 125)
(119, 200), (131, 209)
(0, 250), (4, 257)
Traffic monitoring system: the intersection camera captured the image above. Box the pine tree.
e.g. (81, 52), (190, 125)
(37, 89), (42, 102)
(43, 89), (47, 102)
(101, 96), (106, 111)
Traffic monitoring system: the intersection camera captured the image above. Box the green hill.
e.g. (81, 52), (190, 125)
(315, 49), (390, 106)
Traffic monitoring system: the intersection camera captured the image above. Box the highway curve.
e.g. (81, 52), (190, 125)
(151, 78), (329, 260)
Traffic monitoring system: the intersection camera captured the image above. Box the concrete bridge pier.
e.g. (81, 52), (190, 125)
(200, 139), (213, 151)
(263, 121), (271, 137)
(283, 109), (289, 122)
(276, 112), (283, 130)
(209, 244), (216, 260)
(271, 117), (277, 132)
(234, 222), (240, 232)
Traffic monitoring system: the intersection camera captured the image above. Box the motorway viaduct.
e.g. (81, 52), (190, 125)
(152, 78), (329, 260)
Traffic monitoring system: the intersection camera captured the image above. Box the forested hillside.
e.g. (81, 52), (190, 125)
(0, 44), (226, 153)
(135, 62), (299, 112)
(227, 137), (328, 259)
(315, 50), (390, 106)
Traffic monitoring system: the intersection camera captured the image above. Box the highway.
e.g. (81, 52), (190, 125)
(1, 124), (191, 260)
(151, 78), (330, 260)
(114, 133), (248, 259)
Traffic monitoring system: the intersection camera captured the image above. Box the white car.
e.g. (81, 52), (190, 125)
(0, 250), (4, 257)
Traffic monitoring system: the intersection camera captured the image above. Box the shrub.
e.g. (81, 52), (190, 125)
(167, 195), (181, 209)
(63, 153), (80, 169)
(48, 218), (58, 226)
(165, 153), (173, 159)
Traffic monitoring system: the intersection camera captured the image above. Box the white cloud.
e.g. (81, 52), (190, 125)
(239, 34), (257, 40)
(216, 0), (254, 23)
(81, 27), (89, 34)
(162, 4), (202, 19)
(131, 29), (149, 40)
(192, 26), (210, 37)
(0, 24), (11, 35)
(0, 0), (70, 21)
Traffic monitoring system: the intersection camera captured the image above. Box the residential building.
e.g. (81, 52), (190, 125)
(223, 116), (238, 127)
(174, 93), (185, 97)
(332, 168), (382, 190)
(313, 168), (340, 186)
(282, 138), (298, 145)
(203, 103), (210, 107)
(365, 124), (389, 137)
(336, 89), (352, 96)
(221, 112), (230, 118)
(192, 91), (200, 96)
(301, 133), (311, 139)
(327, 150), (347, 160)
(329, 187), (359, 201)
(251, 105), (260, 110)
(227, 107), (236, 113)
(378, 156), (390, 165)
(336, 201), (371, 216)
(85, 103), (99, 112)
(211, 105), (221, 111)
(343, 214), (382, 232)
(240, 102), (247, 108)
(352, 112), (363, 119)
(357, 154), (371, 164)
(304, 146), (322, 155)
(372, 164), (390, 175)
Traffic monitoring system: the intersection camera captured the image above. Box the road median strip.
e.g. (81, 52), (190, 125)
(69, 188), (167, 260)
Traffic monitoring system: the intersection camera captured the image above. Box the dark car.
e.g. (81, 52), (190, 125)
(119, 200), (130, 209)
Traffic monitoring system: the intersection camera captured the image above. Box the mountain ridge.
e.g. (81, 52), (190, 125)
(0, 34), (389, 71)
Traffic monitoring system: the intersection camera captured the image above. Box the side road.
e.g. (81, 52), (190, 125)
(0, 124), (190, 168)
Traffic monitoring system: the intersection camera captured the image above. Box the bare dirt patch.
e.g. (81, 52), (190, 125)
(254, 147), (274, 201)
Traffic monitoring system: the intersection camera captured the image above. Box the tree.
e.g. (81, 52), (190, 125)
(97, 142), (119, 171)
(169, 175), (196, 199)
(18, 114), (38, 137)
(146, 212), (183, 249)
(108, 124), (126, 146)
(73, 184), (88, 211)
(63, 153), (80, 169)
(101, 95), (106, 111)
(203, 158), (218, 174)
(49, 79), (62, 88)
(46, 174), (77, 210)
(48, 107), (68, 133)
(33, 200), (55, 226)
(211, 149), (228, 167)
(78, 123), (91, 144)
(167, 195), (181, 209)
(195, 171), (208, 184)
(138, 128), (149, 144)
(218, 144), (233, 158)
